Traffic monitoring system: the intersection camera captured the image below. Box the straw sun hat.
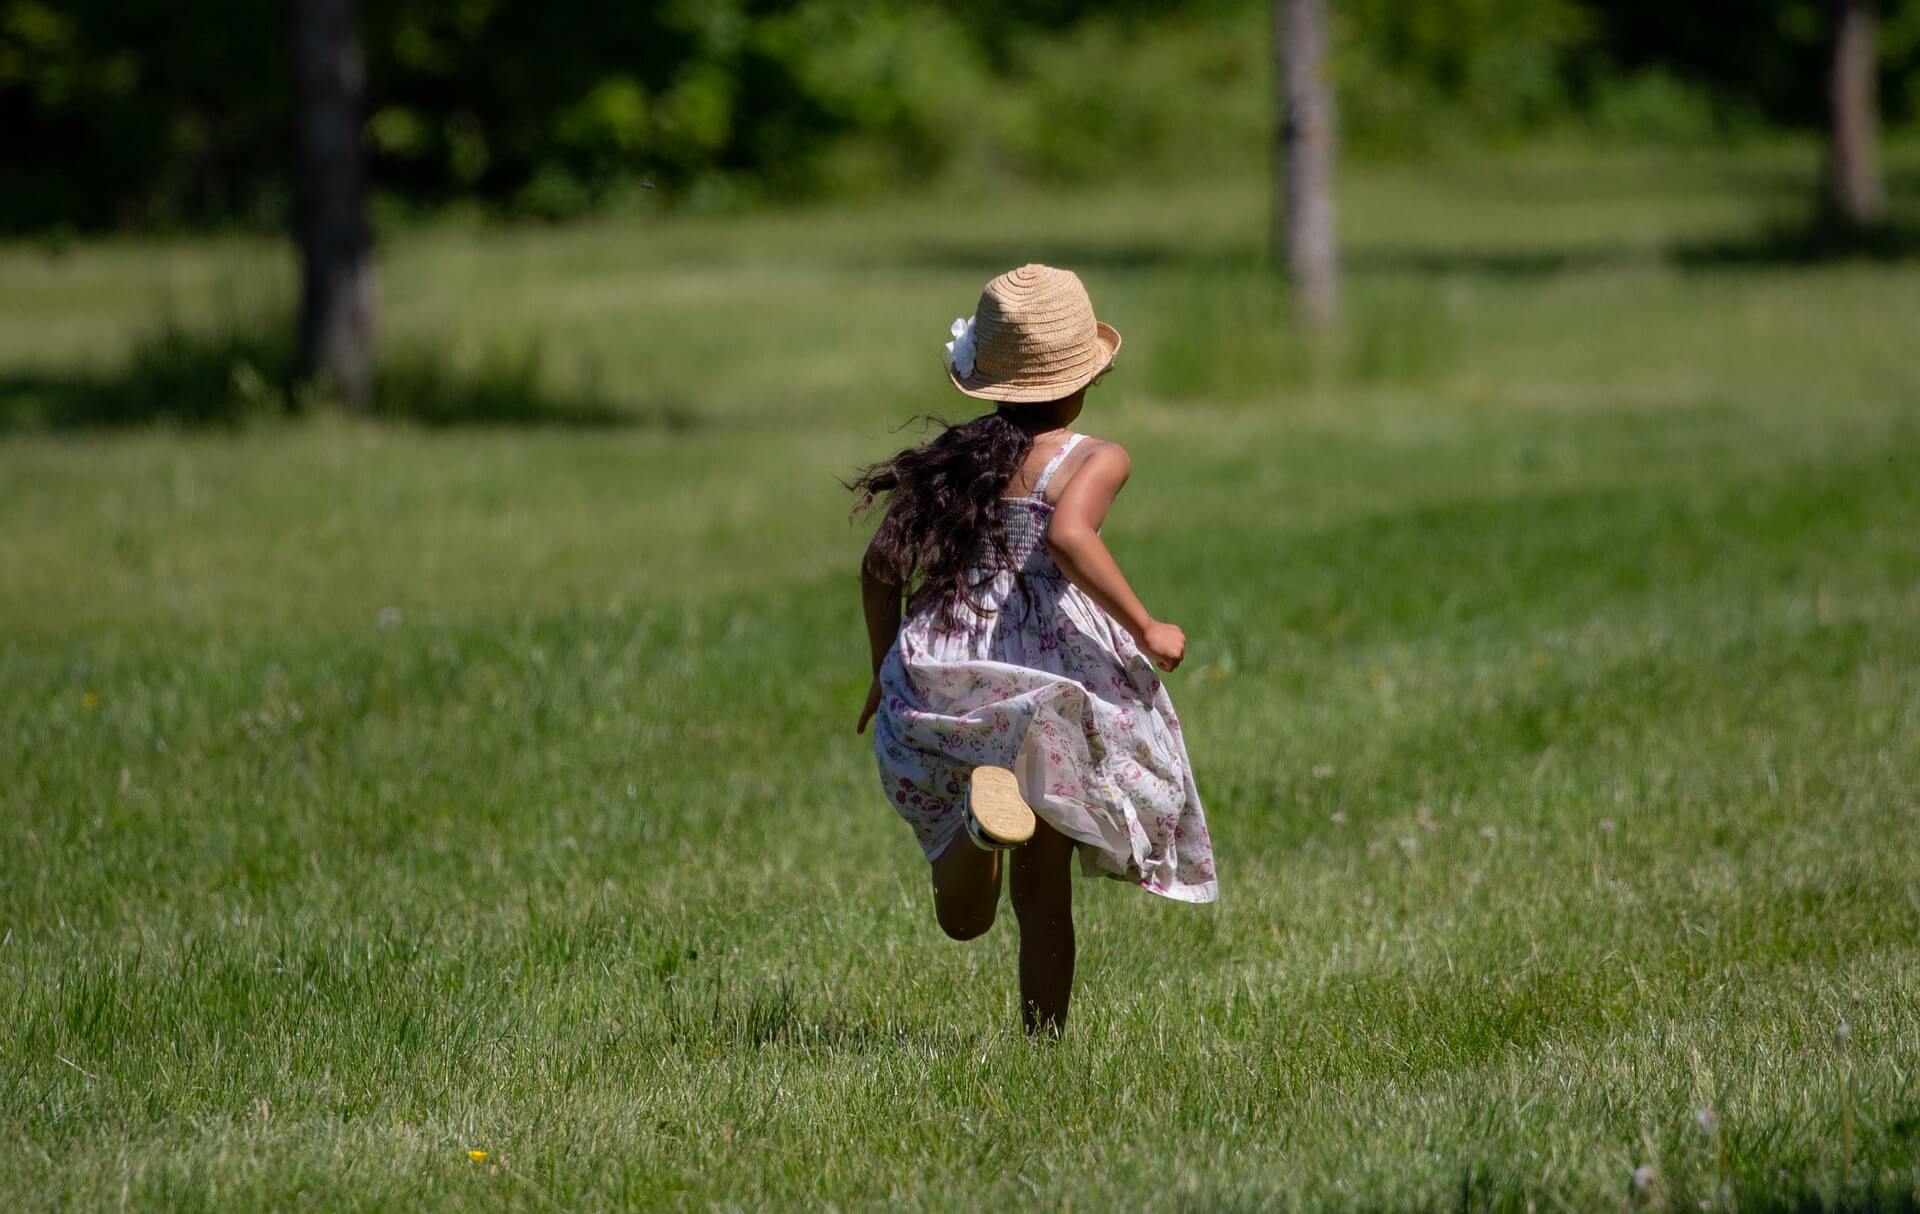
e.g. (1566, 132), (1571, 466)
(944, 264), (1121, 403)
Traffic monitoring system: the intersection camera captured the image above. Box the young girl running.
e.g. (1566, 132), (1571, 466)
(852, 264), (1217, 1037)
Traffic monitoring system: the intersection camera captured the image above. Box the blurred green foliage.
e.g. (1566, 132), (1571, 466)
(3, 0), (1917, 231)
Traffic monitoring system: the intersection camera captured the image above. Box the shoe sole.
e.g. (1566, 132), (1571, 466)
(968, 766), (1036, 847)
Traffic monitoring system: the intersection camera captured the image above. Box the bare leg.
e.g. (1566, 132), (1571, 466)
(1010, 819), (1076, 1037)
(929, 828), (1002, 941)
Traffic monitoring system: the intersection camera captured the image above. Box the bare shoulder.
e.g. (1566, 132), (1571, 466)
(1050, 435), (1130, 506)
(1072, 435), (1130, 477)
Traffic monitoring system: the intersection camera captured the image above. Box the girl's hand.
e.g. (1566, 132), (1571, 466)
(1139, 621), (1187, 672)
(856, 676), (883, 734)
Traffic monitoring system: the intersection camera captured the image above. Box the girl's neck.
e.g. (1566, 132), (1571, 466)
(997, 393), (1084, 438)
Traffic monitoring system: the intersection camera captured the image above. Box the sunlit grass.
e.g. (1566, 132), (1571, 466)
(2, 144), (1919, 1208)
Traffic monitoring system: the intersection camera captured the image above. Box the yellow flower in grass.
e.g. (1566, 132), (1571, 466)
(82, 692), (99, 710)
(467, 1150), (489, 1163)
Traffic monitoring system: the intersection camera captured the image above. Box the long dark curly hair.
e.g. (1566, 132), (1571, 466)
(848, 409), (1035, 625)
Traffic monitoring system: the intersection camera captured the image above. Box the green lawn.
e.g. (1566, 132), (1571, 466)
(3, 145), (1919, 1209)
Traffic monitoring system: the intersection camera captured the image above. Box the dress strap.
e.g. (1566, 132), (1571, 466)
(1031, 433), (1085, 499)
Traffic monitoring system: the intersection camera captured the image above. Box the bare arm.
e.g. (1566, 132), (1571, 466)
(856, 541), (902, 732)
(1044, 444), (1187, 671)
(860, 563), (902, 674)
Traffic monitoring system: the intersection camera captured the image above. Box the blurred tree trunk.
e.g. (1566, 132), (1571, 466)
(1273, 0), (1338, 328)
(290, 0), (376, 408)
(1826, 0), (1886, 227)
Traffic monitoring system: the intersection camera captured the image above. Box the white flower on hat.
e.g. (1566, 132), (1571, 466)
(944, 316), (976, 378)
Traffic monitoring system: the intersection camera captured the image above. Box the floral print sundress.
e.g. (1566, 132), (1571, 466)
(872, 433), (1218, 903)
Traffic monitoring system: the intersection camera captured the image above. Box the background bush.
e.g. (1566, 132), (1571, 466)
(3, 0), (1919, 232)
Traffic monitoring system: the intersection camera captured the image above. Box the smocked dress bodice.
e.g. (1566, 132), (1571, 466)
(999, 491), (1071, 578)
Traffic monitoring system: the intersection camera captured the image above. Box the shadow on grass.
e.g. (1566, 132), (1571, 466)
(660, 977), (974, 1056)
(1346, 243), (1643, 278)
(899, 214), (1920, 282)
(895, 237), (1252, 276)
(895, 236), (1655, 280)
(1670, 213), (1920, 268)
(0, 320), (696, 433)
(1348, 215), (1920, 276)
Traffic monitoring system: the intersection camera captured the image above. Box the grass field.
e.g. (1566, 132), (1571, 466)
(4, 144), (1920, 1209)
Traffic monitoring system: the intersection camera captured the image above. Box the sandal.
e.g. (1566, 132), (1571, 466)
(965, 766), (1036, 850)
